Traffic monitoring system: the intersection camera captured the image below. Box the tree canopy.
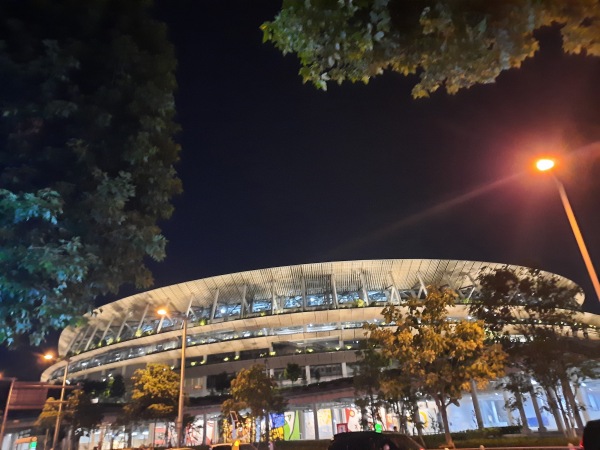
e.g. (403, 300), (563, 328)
(123, 363), (180, 422)
(369, 287), (506, 447)
(0, 0), (180, 346)
(262, 0), (600, 96)
(36, 389), (103, 449)
(283, 362), (302, 386)
(472, 267), (598, 437)
(222, 364), (287, 443)
(353, 341), (388, 430)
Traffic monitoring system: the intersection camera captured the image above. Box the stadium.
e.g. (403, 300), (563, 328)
(40, 259), (600, 447)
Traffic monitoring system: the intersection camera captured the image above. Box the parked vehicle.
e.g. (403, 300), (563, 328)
(327, 431), (424, 450)
(583, 420), (600, 450)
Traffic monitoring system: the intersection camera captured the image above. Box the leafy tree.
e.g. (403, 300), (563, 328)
(379, 368), (425, 441)
(108, 374), (126, 400)
(312, 368), (321, 383)
(123, 363), (180, 423)
(82, 379), (108, 397)
(64, 390), (104, 448)
(283, 363), (302, 386)
(35, 396), (61, 436)
(369, 287), (506, 448)
(36, 389), (103, 449)
(224, 364), (287, 445)
(0, 0), (181, 346)
(213, 371), (232, 395)
(262, 0), (600, 96)
(498, 372), (533, 434)
(353, 341), (388, 430)
(472, 268), (599, 437)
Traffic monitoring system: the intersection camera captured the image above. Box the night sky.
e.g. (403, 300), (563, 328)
(2, 0), (600, 381)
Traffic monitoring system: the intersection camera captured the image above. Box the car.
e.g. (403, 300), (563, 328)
(210, 442), (258, 450)
(327, 431), (424, 450)
(583, 419), (600, 450)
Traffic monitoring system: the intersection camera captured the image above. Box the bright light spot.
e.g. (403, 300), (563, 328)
(536, 158), (555, 172)
(157, 308), (168, 316)
(43, 354), (54, 360)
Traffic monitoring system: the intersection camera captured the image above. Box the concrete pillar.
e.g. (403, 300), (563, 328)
(298, 409), (305, 440)
(577, 386), (591, 422)
(313, 404), (320, 440)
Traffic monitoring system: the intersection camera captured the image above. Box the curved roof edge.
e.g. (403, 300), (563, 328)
(56, 258), (584, 356)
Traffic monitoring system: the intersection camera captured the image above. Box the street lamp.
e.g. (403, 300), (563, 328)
(157, 308), (188, 447)
(45, 354), (70, 450)
(536, 158), (600, 302)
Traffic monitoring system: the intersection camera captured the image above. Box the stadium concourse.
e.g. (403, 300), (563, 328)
(36, 259), (600, 447)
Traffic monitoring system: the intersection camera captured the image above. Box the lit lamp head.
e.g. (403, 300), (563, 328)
(157, 308), (168, 316)
(535, 158), (556, 172)
(43, 353), (54, 361)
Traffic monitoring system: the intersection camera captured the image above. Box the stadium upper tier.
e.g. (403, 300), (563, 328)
(41, 259), (592, 383)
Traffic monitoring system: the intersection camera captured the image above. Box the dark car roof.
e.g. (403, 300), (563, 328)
(328, 431), (423, 450)
(583, 420), (600, 450)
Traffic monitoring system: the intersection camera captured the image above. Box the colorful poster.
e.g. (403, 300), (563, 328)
(345, 407), (362, 431)
(318, 408), (333, 438)
(284, 411), (301, 440)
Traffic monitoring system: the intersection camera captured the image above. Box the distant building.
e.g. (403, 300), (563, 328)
(40, 259), (600, 447)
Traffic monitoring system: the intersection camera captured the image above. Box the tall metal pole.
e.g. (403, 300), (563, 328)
(52, 360), (69, 450)
(0, 377), (17, 448)
(553, 175), (600, 302)
(176, 315), (187, 447)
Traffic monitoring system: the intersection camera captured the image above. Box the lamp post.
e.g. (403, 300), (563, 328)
(536, 158), (600, 302)
(46, 354), (69, 450)
(0, 376), (17, 449)
(158, 309), (188, 447)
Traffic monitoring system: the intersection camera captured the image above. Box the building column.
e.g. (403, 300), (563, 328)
(305, 365), (311, 385)
(313, 404), (320, 440)
(341, 362), (348, 378)
(298, 409), (305, 440)
(202, 414), (207, 446)
(330, 407), (337, 435)
(577, 386), (591, 422)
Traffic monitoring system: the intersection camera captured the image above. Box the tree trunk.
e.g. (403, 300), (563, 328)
(151, 421), (157, 448)
(126, 424), (132, 448)
(514, 392), (531, 434)
(69, 428), (77, 450)
(470, 380), (484, 430)
(435, 396), (454, 449)
(411, 402), (426, 447)
(545, 387), (566, 436)
(560, 375), (584, 432)
(528, 387), (546, 433)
